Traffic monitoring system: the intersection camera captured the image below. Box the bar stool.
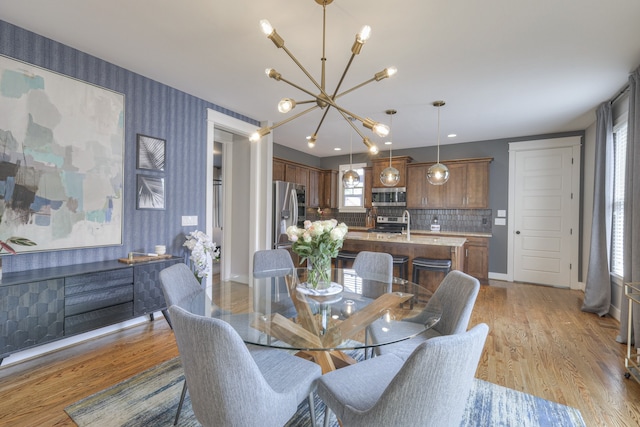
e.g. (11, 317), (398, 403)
(391, 255), (409, 280)
(409, 258), (452, 309)
(335, 250), (358, 269)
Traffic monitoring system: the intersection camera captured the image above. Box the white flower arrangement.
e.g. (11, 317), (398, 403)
(183, 230), (220, 280)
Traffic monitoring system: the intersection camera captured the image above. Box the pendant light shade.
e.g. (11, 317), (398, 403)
(380, 109), (400, 186)
(342, 169), (360, 188)
(343, 121), (360, 188)
(427, 101), (449, 186)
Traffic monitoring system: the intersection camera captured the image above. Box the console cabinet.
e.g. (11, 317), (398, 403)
(0, 257), (181, 362)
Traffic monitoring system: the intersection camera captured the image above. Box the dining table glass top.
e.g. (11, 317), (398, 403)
(184, 267), (442, 353)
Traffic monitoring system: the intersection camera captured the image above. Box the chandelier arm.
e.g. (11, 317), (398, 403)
(334, 76), (377, 99)
(331, 53), (357, 98)
(269, 104), (321, 131)
(312, 107), (332, 137)
(277, 75), (327, 102)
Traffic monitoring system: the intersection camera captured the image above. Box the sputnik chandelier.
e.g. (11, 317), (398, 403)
(249, 0), (397, 153)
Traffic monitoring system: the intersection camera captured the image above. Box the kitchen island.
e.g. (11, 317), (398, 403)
(341, 231), (467, 292)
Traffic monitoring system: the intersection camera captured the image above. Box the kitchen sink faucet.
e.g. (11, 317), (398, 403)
(402, 210), (410, 240)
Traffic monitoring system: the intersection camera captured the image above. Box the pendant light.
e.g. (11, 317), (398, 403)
(380, 109), (400, 186)
(427, 101), (449, 185)
(342, 123), (360, 188)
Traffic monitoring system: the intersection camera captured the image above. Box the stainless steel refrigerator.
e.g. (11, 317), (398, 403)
(272, 181), (306, 250)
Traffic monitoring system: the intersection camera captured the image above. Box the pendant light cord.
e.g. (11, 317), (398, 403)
(436, 105), (441, 163)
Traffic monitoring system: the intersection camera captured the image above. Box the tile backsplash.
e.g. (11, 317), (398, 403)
(307, 207), (492, 234)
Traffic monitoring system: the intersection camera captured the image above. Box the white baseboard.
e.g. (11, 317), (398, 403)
(488, 272), (509, 282)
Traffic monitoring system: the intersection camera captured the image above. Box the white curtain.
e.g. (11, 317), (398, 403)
(582, 102), (613, 316)
(617, 67), (640, 346)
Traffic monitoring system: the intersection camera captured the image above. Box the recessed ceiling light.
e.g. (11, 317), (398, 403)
(447, 134), (457, 138)
(384, 141), (392, 145)
(334, 147), (342, 151)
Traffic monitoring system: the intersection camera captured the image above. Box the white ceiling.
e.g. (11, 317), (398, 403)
(2, 0), (640, 157)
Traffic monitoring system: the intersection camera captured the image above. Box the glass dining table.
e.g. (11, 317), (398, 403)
(184, 267), (442, 373)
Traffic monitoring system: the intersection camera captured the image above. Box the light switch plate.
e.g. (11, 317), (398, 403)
(497, 210), (507, 218)
(495, 218), (506, 226)
(182, 215), (198, 226)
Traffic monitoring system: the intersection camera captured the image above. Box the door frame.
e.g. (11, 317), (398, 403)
(507, 136), (582, 289)
(206, 110), (273, 284)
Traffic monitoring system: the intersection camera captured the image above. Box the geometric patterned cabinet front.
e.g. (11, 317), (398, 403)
(133, 258), (181, 316)
(0, 279), (65, 358)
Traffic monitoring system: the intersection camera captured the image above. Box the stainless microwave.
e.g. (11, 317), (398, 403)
(371, 187), (407, 207)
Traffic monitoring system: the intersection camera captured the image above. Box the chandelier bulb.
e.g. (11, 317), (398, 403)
(259, 19), (274, 36)
(278, 98), (296, 113)
(357, 25), (371, 43)
(373, 123), (389, 138)
(306, 134), (317, 148)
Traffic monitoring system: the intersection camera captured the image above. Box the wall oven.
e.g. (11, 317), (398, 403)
(371, 187), (407, 207)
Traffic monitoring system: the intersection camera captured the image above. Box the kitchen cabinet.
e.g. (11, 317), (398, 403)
(308, 169), (320, 208)
(273, 158), (285, 182)
(464, 236), (489, 284)
(372, 156), (412, 188)
(321, 169), (338, 208)
(407, 158), (491, 209)
(273, 157), (337, 209)
(363, 166), (373, 208)
(406, 163), (445, 208)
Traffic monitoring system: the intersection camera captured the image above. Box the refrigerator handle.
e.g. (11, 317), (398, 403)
(290, 189), (298, 227)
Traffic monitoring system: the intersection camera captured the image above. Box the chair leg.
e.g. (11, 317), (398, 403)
(174, 380), (188, 426)
(308, 392), (317, 427)
(323, 407), (332, 427)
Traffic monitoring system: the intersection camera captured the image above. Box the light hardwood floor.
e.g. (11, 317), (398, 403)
(0, 280), (638, 426)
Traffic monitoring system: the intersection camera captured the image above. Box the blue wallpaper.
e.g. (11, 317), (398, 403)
(0, 20), (259, 273)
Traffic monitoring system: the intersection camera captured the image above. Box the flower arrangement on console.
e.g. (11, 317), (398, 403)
(183, 230), (220, 281)
(286, 219), (348, 289)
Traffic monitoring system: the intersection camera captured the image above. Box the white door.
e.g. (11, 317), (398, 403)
(508, 137), (581, 288)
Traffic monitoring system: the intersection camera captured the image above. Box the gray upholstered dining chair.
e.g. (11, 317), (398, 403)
(352, 251), (393, 284)
(368, 269), (481, 360)
(169, 305), (322, 427)
(159, 262), (229, 425)
(253, 248), (296, 277)
(253, 249), (297, 316)
(317, 323), (489, 427)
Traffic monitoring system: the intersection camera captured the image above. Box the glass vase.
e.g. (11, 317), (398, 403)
(307, 253), (332, 290)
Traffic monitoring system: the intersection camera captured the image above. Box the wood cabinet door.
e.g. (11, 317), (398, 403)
(363, 167), (373, 208)
(273, 159), (285, 182)
(464, 237), (489, 284)
(443, 163), (467, 208)
(372, 156), (411, 188)
(464, 161), (489, 208)
(406, 165), (427, 208)
(285, 163), (298, 184)
(308, 169), (320, 207)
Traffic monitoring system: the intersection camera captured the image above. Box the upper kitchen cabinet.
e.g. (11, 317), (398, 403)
(308, 169), (321, 208)
(363, 166), (373, 208)
(273, 158), (286, 182)
(321, 169), (338, 208)
(372, 156), (413, 188)
(407, 158), (492, 209)
(406, 163), (444, 208)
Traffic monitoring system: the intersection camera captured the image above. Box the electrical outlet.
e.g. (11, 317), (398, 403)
(182, 215), (198, 226)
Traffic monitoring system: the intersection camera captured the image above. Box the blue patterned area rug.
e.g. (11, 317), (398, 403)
(65, 357), (586, 427)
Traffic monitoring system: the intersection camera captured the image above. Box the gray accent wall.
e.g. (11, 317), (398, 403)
(0, 20), (258, 274)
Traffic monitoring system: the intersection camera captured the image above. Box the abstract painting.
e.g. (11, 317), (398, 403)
(0, 55), (124, 254)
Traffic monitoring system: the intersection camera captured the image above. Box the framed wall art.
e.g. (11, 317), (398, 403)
(136, 134), (166, 171)
(0, 54), (124, 254)
(136, 175), (165, 210)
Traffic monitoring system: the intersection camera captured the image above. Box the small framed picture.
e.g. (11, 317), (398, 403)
(136, 134), (166, 171)
(137, 174), (165, 210)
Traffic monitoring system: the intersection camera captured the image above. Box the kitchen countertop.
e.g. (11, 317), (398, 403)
(346, 231), (467, 247)
(348, 226), (491, 239)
